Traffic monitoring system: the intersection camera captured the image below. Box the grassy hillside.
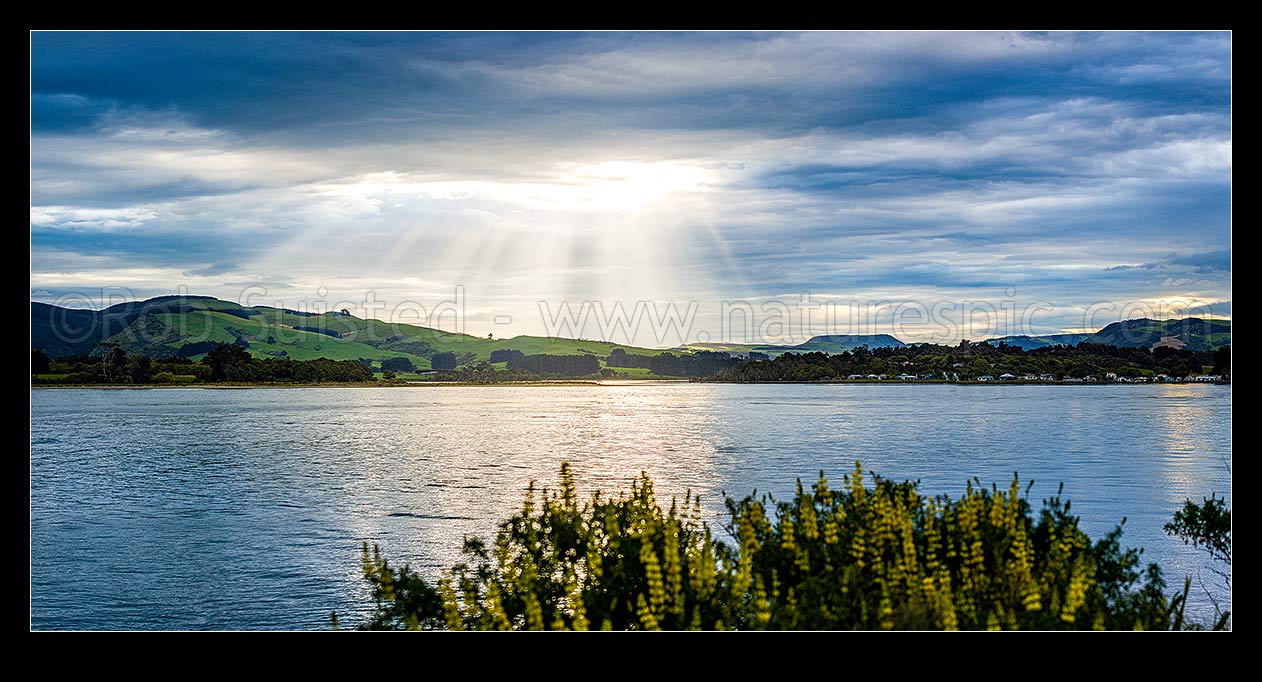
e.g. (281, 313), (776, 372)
(32, 297), (1233, 366)
(33, 296), (681, 369)
(1084, 317), (1231, 352)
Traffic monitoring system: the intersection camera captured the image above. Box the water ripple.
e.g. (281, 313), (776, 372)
(31, 384), (1230, 630)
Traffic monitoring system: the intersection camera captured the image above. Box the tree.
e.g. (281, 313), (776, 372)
(1166, 495), (1231, 565)
(99, 343), (126, 382)
(382, 370), (397, 380)
(31, 349), (51, 374)
(381, 357), (416, 373)
(1212, 345), (1231, 375)
(490, 349), (525, 364)
(203, 343), (253, 381)
(1165, 493), (1231, 628)
(430, 351), (457, 371)
(125, 355), (153, 383)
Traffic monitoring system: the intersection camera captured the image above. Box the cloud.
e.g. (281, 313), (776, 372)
(29, 31), (1231, 344)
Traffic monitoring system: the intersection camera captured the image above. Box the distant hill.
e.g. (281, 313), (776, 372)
(977, 333), (1092, 351)
(30, 296), (675, 369)
(1080, 317), (1231, 352)
(788, 334), (906, 353)
(680, 334), (905, 357)
(978, 319), (1230, 352)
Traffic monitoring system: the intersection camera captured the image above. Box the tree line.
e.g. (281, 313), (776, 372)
(201, 344), (374, 382)
(708, 342), (1228, 382)
(606, 348), (742, 377)
(507, 353), (601, 376)
(33, 340), (1230, 384)
(32, 342), (374, 384)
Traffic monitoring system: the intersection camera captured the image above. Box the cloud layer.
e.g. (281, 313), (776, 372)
(30, 31), (1231, 346)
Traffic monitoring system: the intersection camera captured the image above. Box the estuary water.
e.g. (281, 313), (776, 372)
(30, 383), (1231, 629)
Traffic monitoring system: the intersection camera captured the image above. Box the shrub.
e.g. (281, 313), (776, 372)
(152, 371), (176, 384)
(346, 462), (1190, 631)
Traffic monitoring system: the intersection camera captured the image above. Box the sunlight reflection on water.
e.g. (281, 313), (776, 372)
(31, 383), (1230, 630)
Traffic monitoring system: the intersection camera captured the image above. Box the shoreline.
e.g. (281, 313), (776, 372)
(31, 379), (1229, 389)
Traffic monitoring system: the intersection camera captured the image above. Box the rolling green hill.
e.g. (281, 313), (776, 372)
(31, 295), (678, 369)
(1081, 317), (1231, 352)
(31, 296), (1232, 367)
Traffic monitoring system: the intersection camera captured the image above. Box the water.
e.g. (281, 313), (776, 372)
(30, 383), (1231, 630)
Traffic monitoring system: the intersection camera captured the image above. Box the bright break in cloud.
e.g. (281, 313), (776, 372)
(30, 31), (1231, 347)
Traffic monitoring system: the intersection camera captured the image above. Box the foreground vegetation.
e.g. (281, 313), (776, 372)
(345, 463), (1227, 631)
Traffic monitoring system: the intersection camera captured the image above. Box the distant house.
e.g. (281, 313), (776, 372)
(1105, 372), (1118, 381)
(1084, 376), (1098, 382)
(896, 374), (917, 381)
(977, 375), (995, 382)
(921, 373), (935, 380)
(951, 363), (964, 368)
(847, 374), (865, 380)
(1021, 373), (1037, 381)
(1063, 377), (1084, 383)
(998, 373), (1016, 381)
(1039, 373), (1056, 381)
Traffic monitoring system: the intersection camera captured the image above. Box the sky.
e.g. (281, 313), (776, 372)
(30, 31), (1231, 347)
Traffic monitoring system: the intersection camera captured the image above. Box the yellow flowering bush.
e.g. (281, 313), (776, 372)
(349, 462), (1189, 630)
